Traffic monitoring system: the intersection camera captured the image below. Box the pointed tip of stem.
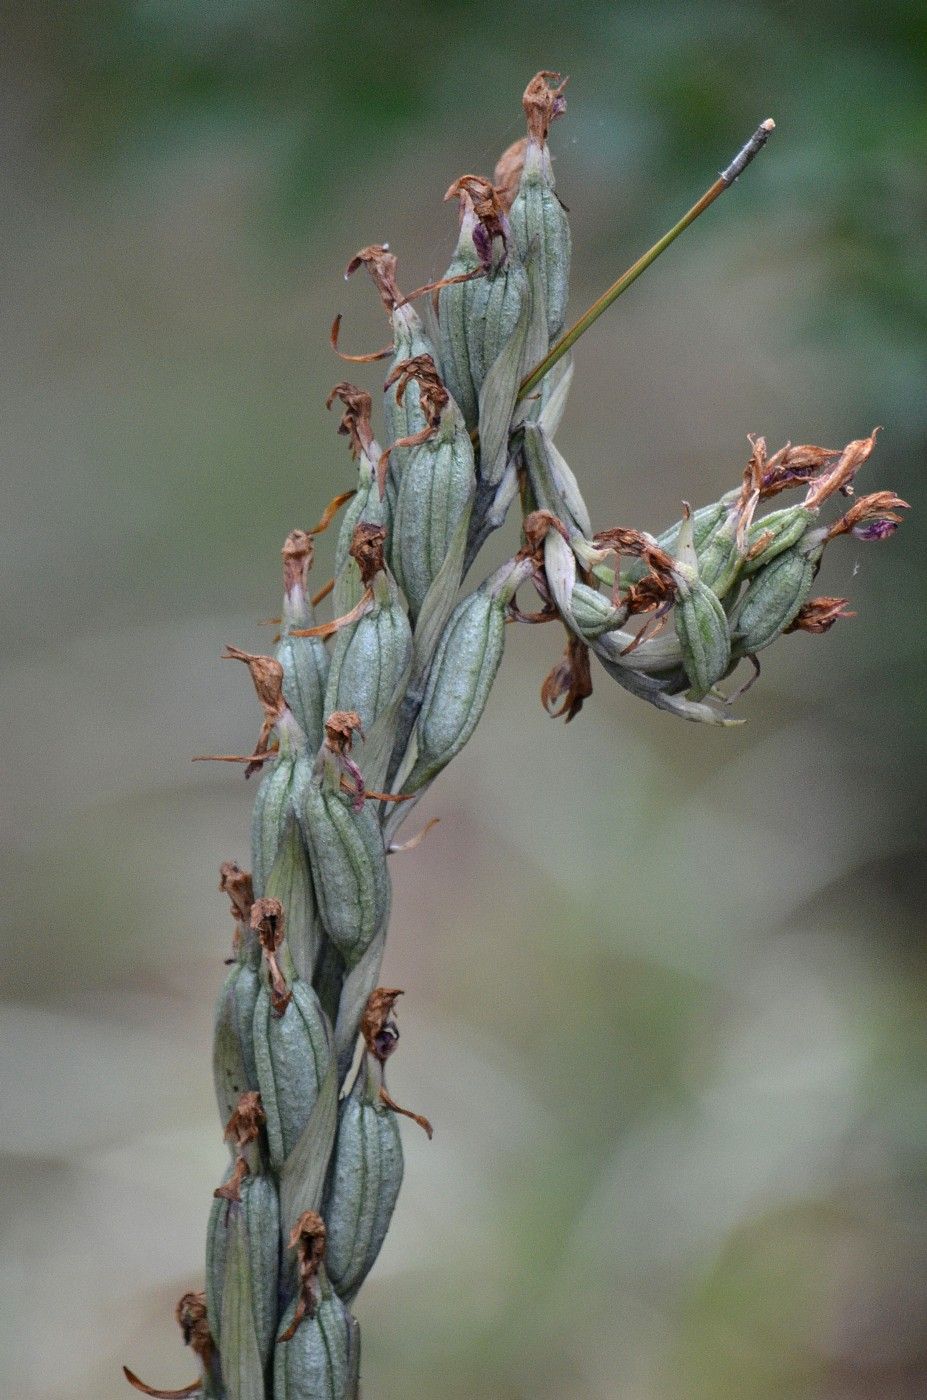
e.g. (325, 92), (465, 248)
(761, 117), (776, 132)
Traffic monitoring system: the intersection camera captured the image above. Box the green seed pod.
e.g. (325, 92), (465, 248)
(213, 936), (262, 1129)
(407, 556), (532, 791)
(671, 512), (731, 699)
(251, 900), (335, 1172)
(384, 304), (440, 509)
(328, 387), (391, 617)
(674, 573), (732, 699)
(569, 581), (626, 639)
(298, 740), (391, 968)
(438, 177), (525, 429)
(506, 72), (571, 340)
(325, 547), (412, 738)
(323, 1057), (404, 1304)
(278, 531), (329, 749)
(389, 397), (475, 622)
(250, 712), (308, 897)
(206, 1171), (280, 1398)
(274, 1273), (354, 1400)
(741, 504), (815, 576)
(213, 864), (261, 1128)
(263, 810), (320, 987)
(733, 546), (819, 654)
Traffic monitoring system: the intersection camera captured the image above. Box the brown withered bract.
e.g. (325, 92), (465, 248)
(214, 1091), (267, 1204)
(360, 988), (433, 1139)
(324, 709), (363, 753)
(803, 428), (881, 508)
(326, 382), (377, 459)
(825, 490), (909, 541)
(493, 138), (527, 212)
(251, 897), (290, 1015)
(522, 70), (568, 144)
(541, 630), (593, 722)
(748, 434), (841, 498)
(282, 529), (315, 598)
(123, 1292), (216, 1398)
(219, 861), (254, 927)
(278, 1211), (328, 1340)
(345, 244), (403, 312)
(520, 508), (570, 559)
(784, 597), (856, 634)
(221, 647), (286, 776)
(444, 174), (510, 268)
(348, 522), (388, 586)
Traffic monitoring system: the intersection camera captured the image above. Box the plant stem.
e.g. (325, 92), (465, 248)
(517, 118), (775, 401)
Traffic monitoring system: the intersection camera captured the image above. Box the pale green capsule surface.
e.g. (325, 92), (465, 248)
(323, 1062), (404, 1303)
(206, 1171), (279, 1390)
(299, 776), (391, 967)
(274, 1276), (353, 1400)
(213, 946), (262, 1128)
(734, 548), (817, 653)
(674, 573), (732, 699)
(251, 746), (302, 898)
(569, 582), (625, 639)
(264, 814), (320, 987)
(333, 473), (389, 619)
(384, 304), (437, 508)
(252, 978), (334, 1171)
(742, 505), (815, 575)
(389, 412), (475, 621)
(408, 586), (505, 790)
(323, 582), (412, 735)
(509, 138), (571, 339)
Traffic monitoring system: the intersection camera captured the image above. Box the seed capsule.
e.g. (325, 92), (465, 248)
(569, 581), (626, 639)
(298, 724), (391, 967)
(328, 386), (391, 617)
(741, 504), (816, 576)
(385, 360), (475, 621)
(407, 556), (533, 791)
(733, 546), (819, 654)
(505, 71), (571, 341)
(323, 1057), (404, 1304)
(206, 1169), (280, 1398)
(274, 1274), (353, 1400)
(278, 531), (329, 749)
(325, 527), (412, 737)
(438, 176), (524, 429)
(213, 937), (262, 1129)
(521, 421), (592, 539)
(250, 900), (335, 1172)
(672, 510), (732, 699)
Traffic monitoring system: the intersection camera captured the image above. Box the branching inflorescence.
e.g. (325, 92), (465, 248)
(126, 72), (907, 1399)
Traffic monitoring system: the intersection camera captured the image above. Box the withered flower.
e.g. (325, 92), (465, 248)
(784, 597), (856, 634)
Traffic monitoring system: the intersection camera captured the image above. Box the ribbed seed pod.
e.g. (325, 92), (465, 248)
(741, 505), (815, 575)
(521, 421), (592, 538)
(250, 712), (309, 896)
(251, 900), (335, 1172)
(274, 1273), (353, 1400)
(328, 386), (391, 618)
(674, 572), (732, 699)
(671, 512), (732, 699)
(323, 1057), (404, 1304)
(407, 556), (533, 791)
(389, 389), (475, 622)
(438, 178), (525, 429)
(569, 581), (626, 639)
(206, 1171), (280, 1398)
(298, 730), (391, 968)
(384, 304), (437, 511)
(733, 545), (819, 654)
(278, 531), (329, 749)
(325, 536), (412, 736)
(213, 936), (262, 1128)
(506, 72), (570, 340)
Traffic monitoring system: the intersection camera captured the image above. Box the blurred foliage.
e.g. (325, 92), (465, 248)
(1, 2), (925, 1398)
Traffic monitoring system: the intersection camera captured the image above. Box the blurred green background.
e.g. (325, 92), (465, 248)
(2, 3), (925, 1397)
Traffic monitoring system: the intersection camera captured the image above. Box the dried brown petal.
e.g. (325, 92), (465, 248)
(326, 383), (376, 458)
(219, 861), (254, 926)
(224, 1091), (266, 1150)
(826, 490), (909, 541)
(361, 987), (404, 1063)
(493, 137), (527, 212)
(278, 1211), (327, 1339)
(222, 647), (286, 775)
(378, 355), (450, 493)
(751, 436), (841, 498)
(784, 596), (855, 634)
(344, 244), (402, 313)
(282, 530), (314, 598)
(324, 710), (363, 754)
(348, 522), (388, 586)
(444, 174), (510, 268)
(519, 509), (569, 558)
(541, 631), (592, 722)
(251, 898), (290, 1014)
(522, 71), (568, 144)
(803, 428), (881, 508)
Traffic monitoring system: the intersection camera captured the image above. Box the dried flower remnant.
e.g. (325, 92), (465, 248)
(136, 71), (908, 1400)
(123, 1293), (216, 1398)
